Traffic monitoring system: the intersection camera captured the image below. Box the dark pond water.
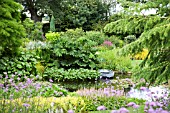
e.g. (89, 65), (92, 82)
(57, 74), (131, 92)
(57, 74), (170, 100)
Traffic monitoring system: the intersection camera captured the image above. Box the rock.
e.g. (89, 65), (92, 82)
(99, 69), (114, 78)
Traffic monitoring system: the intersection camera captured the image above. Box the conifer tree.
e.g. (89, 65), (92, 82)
(50, 15), (56, 32)
(0, 0), (25, 56)
(104, 0), (170, 84)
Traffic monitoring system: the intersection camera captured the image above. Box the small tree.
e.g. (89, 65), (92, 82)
(0, 0), (25, 56)
(50, 15), (56, 32)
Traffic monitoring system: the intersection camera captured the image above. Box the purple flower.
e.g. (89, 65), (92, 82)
(145, 102), (149, 106)
(49, 79), (53, 83)
(156, 102), (163, 107)
(104, 91), (110, 96)
(147, 108), (154, 113)
(0, 83), (4, 88)
(103, 40), (113, 46)
(111, 110), (118, 113)
(35, 83), (41, 90)
(133, 104), (139, 109)
(67, 110), (74, 113)
(160, 110), (170, 113)
(140, 87), (147, 91)
(97, 105), (106, 111)
(127, 102), (136, 107)
(149, 102), (157, 107)
(26, 78), (33, 84)
(4, 88), (8, 92)
(5, 75), (8, 79)
(118, 107), (129, 113)
(9, 78), (13, 83)
(23, 103), (30, 108)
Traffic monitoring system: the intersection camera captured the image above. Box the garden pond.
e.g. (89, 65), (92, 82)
(57, 74), (170, 101)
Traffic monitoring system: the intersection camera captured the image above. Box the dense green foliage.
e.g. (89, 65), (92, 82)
(104, 0), (170, 84)
(0, 51), (38, 76)
(23, 18), (44, 41)
(0, 0), (25, 56)
(54, 0), (110, 31)
(44, 68), (100, 81)
(98, 49), (132, 72)
(49, 29), (99, 69)
(45, 32), (60, 41)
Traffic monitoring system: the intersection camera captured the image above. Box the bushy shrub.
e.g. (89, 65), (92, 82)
(59, 28), (85, 39)
(0, 0), (26, 57)
(44, 68), (100, 81)
(85, 31), (108, 45)
(98, 49), (132, 72)
(52, 36), (99, 69)
(45, 32), (60, 41)
(0, 51), (39, 76)
(23, 18), (44, 41)
(106, 35), (124, 48)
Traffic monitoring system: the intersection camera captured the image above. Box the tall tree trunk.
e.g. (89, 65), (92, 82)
(26, 0), (43, 22)
(30, 9), (42, 22)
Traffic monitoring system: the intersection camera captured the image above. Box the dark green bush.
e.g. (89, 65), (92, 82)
(44, 68), (100, 81)
(51, 36), (99, 69)
(59, 28), (85, 39)
(23, 18), (44, 41)
(85, 31), (108, 45)
(0, 51), (39, 77)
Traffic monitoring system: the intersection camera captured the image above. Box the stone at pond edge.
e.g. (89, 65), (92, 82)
(99, 69), (114, 78)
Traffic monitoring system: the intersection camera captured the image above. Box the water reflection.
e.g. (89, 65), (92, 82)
(127, 86), (169, 101)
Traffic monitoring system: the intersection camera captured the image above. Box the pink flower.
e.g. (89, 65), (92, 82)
(147, 108), (155, 113)
(97, 106), (106, 111)
(49, 79), (53, 83)
(23, 103), (30, 108)
(103, 40), (113, 46)
(133, 104), (139, 109)
(149, 102), (157, 107)
(140, 87), (147, 91)
(118, 107), (129, 113)
(67, 110), (74, 113)
(127, 102), (136, 107)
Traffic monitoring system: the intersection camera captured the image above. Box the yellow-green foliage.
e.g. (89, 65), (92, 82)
(98, 49), (132, 72)
(1, 96), (86, 113)
(35, 62), (45, 75)
(45, 32), (60, 41)
(134, 49), (148, 60)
